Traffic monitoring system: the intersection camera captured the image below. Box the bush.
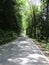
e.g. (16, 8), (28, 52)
(0, 29), (17, 45)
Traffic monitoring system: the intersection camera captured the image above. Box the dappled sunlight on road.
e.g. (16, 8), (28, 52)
(0, 36), (49, 65)
(7, 53), (49, 64)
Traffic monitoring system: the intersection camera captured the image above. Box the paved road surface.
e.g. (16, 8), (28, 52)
(0, 36), (49, 65)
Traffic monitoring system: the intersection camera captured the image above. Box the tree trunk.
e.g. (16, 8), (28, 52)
(33, 10), (36, 39)
(46, 0), (49, 43)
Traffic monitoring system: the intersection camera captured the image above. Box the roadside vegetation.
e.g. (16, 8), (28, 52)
(0, 0), (24, 45)
(26, 0), (49, 55)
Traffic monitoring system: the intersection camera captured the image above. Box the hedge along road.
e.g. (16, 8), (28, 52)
(0, 35), (49, 65)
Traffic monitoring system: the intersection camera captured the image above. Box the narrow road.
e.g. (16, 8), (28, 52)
(0, 36), (49, 65)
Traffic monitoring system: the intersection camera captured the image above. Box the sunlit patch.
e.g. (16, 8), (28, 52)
(0, 63), (2, 65)
(7, 54), (49, 64)
(19, 41), (30, 45)
(27, 54), (49, 63)
(19, 41), (28, 44)
(42, 60), (48, 63)
(7, 57), (29, 64)
(32, 59), (37, 62)
(28, 54), (39, 59)
(18, 41), (31, 50)
(33, 50), (38, 52)
(19, 58), (29, 64)
(0, 54), (1, 55)
(28, 54), (46, 59)
(8, 58), (21, 63)
(8, 59), (12, 61)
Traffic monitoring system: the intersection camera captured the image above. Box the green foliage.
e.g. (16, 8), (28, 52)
(0, 0), (22, 34)
(26, 4), (40, 38)
(26, 0), (49, 44)
(0, 0), (27, 45)
(0, 0), (49, 45)
(0, 29), (17, 45)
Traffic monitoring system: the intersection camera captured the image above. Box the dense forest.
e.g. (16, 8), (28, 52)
(0, 0), (23, 44)
(0, 0), (49, 45)
(26, 0), (49, 43)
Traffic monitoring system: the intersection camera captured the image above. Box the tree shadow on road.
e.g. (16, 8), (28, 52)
(0, 36), (49, 65)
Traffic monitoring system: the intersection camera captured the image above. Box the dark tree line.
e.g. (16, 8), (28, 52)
(0, 0), (23, 44)
(0, 0), (22, 34)
(26, 0), (49, 43)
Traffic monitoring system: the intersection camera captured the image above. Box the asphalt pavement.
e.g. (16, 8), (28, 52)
(0, 36), (49, 65)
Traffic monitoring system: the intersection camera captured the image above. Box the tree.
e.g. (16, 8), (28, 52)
(0, 0), (23, 35)
(45, 0), (49, 43)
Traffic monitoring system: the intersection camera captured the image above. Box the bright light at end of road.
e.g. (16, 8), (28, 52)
(32, 0), (41, 10)
(29, 0), (41, 7)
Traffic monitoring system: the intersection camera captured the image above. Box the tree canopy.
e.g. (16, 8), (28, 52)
(0, 0), (49, 44)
